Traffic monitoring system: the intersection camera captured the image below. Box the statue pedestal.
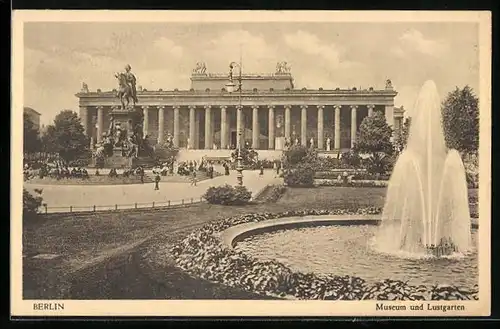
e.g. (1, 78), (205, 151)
(110, 105), (137, 139)
(92, 148), (157, 169)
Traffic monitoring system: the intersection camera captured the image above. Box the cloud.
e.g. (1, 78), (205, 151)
(390, 46), (405, 58)
(391, 29), (448, 57)
(203, 30), (278, 72)
(153, 37), (184, 59)
(284, 30), (358, 69)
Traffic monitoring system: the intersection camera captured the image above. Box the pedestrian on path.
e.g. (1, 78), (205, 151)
(259, 164), (264, 177)
(154, 173), (160, 190)
(190, 170), (197, 186)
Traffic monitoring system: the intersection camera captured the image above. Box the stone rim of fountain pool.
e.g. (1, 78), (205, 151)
(166, 208), (479, 301)
(221, 215), (479, 250)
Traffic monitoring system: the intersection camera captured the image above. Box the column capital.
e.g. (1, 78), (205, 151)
(204, 105), (212, 110)
(251, 105), (260, 109)
(157, 105), (165, 110)
(188, 105), (196, 110)
(267, 105), (275, 110)
(96, 105), (104, 110)
(236, 105), (243, 110)
(317, 105), (325, 109)
(350, 105), (359, 109)
(366, 104), (375, 109)
(333, 104), (342, 109)
(219, 105), (228, 110)
(141, 105), (149, 110)
(284, 105), (292, 109)
(300, 105), (308, 109)
(173, 105), (181, 110)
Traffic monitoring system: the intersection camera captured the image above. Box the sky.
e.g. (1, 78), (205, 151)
(23, 21), (479, 125)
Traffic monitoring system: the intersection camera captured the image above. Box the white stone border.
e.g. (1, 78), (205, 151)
(221, 215), (479, 249)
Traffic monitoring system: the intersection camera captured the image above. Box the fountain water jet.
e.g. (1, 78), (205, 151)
(375, 80), (472, 257)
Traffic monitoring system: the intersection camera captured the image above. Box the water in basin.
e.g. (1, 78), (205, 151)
(235, 224), (478, 287)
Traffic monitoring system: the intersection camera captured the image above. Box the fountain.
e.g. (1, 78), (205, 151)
(375, 80), (472, 257)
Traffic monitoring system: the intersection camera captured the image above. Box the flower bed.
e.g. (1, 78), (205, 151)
(166, 208), (478, 300)
(253, 185), (288, 203)
(315, 171), (391, 181)
(315, 179), (388, 188)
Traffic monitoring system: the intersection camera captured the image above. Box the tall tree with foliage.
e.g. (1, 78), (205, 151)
(23, 113), (41, 154)
(23, 188), (43, 222)
(281, 145), (318, 187)
(41, 110), (89, 163)
(441, 85), (479, 154)
(354, 111), (395, 175)
(354, 111), (394, 155)
(394, 117), (412, 153)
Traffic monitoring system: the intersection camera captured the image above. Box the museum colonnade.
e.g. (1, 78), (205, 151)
(80, 104), (396, 151)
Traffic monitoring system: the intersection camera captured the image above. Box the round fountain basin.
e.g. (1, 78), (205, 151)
(223, 216), (478, 287)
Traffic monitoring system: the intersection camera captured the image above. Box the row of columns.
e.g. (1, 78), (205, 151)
(87, 103), (392, 149)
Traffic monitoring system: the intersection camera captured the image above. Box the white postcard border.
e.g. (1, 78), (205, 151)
(11, 10), (492, 317)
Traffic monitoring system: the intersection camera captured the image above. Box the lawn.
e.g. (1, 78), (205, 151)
(22, 186), (479, 299)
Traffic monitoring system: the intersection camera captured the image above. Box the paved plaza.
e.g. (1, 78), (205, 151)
(25, 169), (280, 213)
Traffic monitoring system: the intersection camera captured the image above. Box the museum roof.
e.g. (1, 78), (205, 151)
(76, 87), (397, 97)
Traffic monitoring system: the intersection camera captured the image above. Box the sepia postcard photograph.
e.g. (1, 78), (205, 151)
(11, 10), (491, 317)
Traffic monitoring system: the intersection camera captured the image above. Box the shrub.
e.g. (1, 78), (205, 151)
(341, 151), (362, 168)
(283, 145), (319, 167)
(23, 188), (43, 221)
(203, 184), (252, 205)
(365, 153), (395, 175)
(284, 163), (315, 187)
(154, 144), (179, 163)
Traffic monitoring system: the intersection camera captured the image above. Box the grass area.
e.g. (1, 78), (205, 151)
(23, 186), (479, 299)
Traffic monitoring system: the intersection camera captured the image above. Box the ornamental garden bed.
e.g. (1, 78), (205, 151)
(150, 207), (479, 301)
(314, 179), (388, 188)
(26, 175), (154, 185)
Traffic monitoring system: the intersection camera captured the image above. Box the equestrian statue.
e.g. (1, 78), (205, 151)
(115, 64), (138, 109)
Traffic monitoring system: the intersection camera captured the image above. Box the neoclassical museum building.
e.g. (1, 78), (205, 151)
(76, 63), (404, 158)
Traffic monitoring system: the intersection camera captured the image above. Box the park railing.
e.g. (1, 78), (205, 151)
(40, 196), (206, 215)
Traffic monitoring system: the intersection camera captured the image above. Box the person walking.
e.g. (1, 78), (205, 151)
(190, 169), (197, 186)
(259, 164), (264, 177)
(208, 163), (214, 179)
(154, 172), (160, 190)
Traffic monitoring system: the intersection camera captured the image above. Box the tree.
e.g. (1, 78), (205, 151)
(23, 113), (41, 154)
(231, 148), (258, 166)
(282, 145), (318, 168)
(41, 110), (89, 164)
(23, 188), (43, 222)
(354, 111), (394, 156)
(441, 86), (479, 154)
(394, 117), (412, 153)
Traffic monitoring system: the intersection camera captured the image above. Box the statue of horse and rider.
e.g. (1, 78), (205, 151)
(115, 64), (138, 109)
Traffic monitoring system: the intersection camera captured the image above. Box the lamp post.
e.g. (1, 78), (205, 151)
(225, 61), (243, 186)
